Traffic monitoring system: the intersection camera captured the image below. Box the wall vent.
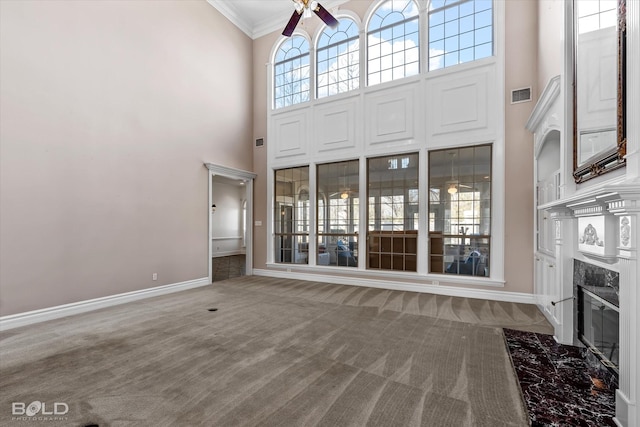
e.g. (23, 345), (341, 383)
(511, 87), (532, 104)
(255, 138), (264, 147)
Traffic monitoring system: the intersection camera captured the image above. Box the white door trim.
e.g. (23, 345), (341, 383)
(205, 163), (257, 283)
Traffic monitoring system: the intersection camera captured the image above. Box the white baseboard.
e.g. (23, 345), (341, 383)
(212, 250), (245, 258)
(0, 277), (210, 331)
(253, 269), (536, 304)
(615, 390), (632, 427)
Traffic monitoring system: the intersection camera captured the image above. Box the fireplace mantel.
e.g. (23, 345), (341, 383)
(536, 179), (639, 426)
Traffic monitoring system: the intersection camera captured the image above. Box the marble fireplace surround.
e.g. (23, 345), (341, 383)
(543, 182), (639, 426)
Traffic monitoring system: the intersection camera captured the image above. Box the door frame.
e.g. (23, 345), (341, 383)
(205, 163), (257, 283)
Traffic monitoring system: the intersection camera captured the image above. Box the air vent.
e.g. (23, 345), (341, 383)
(255, 138), (264, 147)
(511, 87), (532, 104)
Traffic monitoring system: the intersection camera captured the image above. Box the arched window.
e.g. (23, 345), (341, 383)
(317, 18), (360, 98)
(428, 0), (493, 71)
(274, 35), (310, 109)
(367, 0), (420, 86)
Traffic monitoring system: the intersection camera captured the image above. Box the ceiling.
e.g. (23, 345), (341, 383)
(207, 0), (350, 39)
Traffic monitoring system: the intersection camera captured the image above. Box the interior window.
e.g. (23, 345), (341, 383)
(367, 153), (419, 271)
(367, 0), (420, 86)
(428, 145), (491, 276)
(274, 166), (310, 264)
(316, 160), (359, 267)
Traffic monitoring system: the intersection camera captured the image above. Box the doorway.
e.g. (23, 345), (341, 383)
(206, 163), (256, 284)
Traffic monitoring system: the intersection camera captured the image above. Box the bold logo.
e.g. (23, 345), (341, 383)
(12, 401), (69, 416)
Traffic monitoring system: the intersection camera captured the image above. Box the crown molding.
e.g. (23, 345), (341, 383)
(207, 0), (350, 40)
(206, 0), (254, 38)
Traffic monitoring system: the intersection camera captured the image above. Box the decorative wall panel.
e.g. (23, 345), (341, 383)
(365, 85), (416, 146)
(315, 99), (357, 153)
(427, 67), (493, 141)
(272, 111), (309, 160)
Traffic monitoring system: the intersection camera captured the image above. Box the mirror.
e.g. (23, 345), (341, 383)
(573, 0), (626, 183)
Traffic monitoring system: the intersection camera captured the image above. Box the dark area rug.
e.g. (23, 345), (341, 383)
(503, 328), (617, 427)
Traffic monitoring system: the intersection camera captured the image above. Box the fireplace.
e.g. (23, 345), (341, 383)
(573, 259), (619, 374)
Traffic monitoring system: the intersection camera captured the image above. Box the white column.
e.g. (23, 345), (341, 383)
(550, 208), (575, 344)
(611, 201), (639, 427)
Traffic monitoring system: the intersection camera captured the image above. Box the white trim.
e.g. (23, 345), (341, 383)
(253, 269), (533, 304)
(0, 277), (210, 331)
(213, 250), (245, 258)
(206, 0), (253, 39)
(615, 389), (631, 427)
(204, 163), (256, 181)
(526, 75), (561, 132)
(312, 10), (362, 44)
(206, 163), (257, 283)
(263, 262), (505, 287)
(207, 0), (350, 40)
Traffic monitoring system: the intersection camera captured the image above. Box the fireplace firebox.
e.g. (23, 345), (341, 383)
(573, 259), (619, 374)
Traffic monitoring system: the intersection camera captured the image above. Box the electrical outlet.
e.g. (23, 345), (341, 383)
(433, 280), (439, 286)
(287, 268), (291, 273)
(152, 273), (158, 281)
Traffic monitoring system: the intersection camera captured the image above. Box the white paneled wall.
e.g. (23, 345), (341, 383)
(272, 109), (310, 160)
(269, 60), (499, 167)
(315, 96), (359, 153)
(364, 82), (417, 147)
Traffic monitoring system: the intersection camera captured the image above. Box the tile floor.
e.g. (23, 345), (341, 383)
(212, 254), (246, 282)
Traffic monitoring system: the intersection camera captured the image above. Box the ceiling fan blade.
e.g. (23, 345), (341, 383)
(282, 10), (303, 37)
(313, 3), (339, 29)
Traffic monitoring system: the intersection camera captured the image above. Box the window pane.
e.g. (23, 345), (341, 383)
(274, 166), (309, 263)
(428, 145), (491, 276)
(274, 35), (310, 109)
(317, 160), (359, 267)
(316, 18), (360, 99)
(429, 0), (493, 71)
(367, 1), (420, 86)
(367, 153), (419, 272)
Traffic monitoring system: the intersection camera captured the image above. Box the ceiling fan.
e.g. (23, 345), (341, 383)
(329, 165), (351, 199)
(330, 187), (351, 199)
(446, 152), (472, 195)
(282, 0), (339, 37)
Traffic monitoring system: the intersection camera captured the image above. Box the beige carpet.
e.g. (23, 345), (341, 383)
(0, 276), (552, 426)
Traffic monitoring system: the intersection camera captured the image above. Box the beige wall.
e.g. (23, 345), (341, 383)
(504, 0), (538, 294)
(538, 0), (565, 94)
(252, 0), (540, 294)
(252, 32), (277, 270)
(0, 0), (253, 315)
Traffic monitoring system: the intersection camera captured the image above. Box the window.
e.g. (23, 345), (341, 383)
(317, 18), (360, 98)
(367, 0), (420, 86)
(367, 153), (419, 271)
(428, 0), (493, 71)
(274, 36), (310, 109)
(317, 160), (359, 267)
(576, 0), (617, 34)
(274, 167), (309, 264)
(428, 145), (491, 276)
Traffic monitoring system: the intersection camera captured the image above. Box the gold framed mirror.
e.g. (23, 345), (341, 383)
(573, 0), (626, 183)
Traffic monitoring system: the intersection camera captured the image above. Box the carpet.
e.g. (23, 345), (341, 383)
(1, 277), (552, 426)
(503, 328), (617, 426)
